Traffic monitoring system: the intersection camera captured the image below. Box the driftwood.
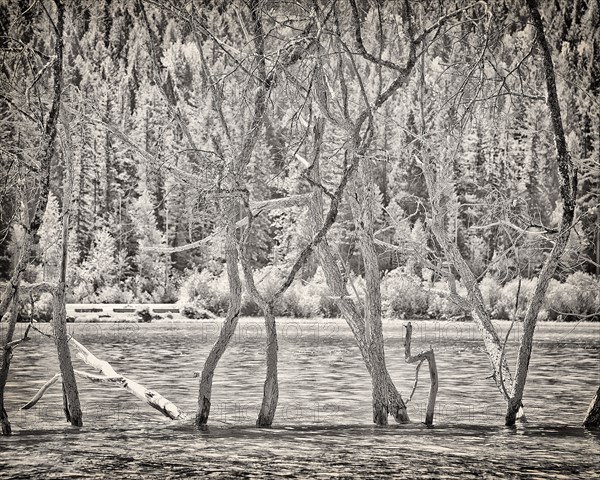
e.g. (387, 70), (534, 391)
(404, 322), (438, 426)
(22, 326), (186, 420)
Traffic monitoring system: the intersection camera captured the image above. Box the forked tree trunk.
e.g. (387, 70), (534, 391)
(429, 215), (514, 400)
(404, 322), (438, 426)
(239, 231), (280, 426)
(309, 150), (409, 424)
(422, 159), (525, 421)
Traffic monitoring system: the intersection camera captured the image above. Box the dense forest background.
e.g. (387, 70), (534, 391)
(1, 0), (598, 320)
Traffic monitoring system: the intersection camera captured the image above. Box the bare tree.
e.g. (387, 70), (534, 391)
(398, 0), (578, 426)
(0, 0), (79, 434)
(301, 0), (483, 425)
(504, 0), (578, 426)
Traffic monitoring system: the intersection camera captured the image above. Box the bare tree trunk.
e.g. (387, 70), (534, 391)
(52, 110), (83, 427)
(428, 213), (513, 400)
(196, 206), (242, 428)
(349, 157), (389, 425)
(0, 298), (19, 435)
(420, 156), (523, 419)
(506, 0), (578, 426)
(256, 306), (278, 427)
(583, 387), (600, 429)
(52, 293), (82, 426)
(404, 322), (438, 426)
(308, 145), (409, 424)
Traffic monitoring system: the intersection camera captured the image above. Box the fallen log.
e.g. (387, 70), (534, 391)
(22, 325), (186, 420)
(404, 322), (438, 426)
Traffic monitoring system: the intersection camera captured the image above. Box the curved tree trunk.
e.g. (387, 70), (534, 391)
(196, 206), (242, 428)
(309, 152), (408, 424)
(239, 228), (280, 427)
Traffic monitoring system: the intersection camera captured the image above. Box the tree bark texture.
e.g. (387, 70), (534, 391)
(52, 109), (83, 427)
(423, 163), (515, 403)
(348, 157), (389, 425)
(308, 145), (409, 424)
(196, 204), (242, 428)
(256, 306), (279, 427)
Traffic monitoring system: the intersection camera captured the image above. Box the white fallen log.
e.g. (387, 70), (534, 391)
(21, 331), (186, 420)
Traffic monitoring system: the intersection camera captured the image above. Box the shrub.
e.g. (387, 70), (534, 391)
(95, 284), (136, 304)
(497, 277), (537, 320)
(426, 281), (468, 319)
(33, 292), (53, 322)
(544, 272), (600, 321)
(136, 307), (157, 323)
(479, 274), (502, 317)
(282, 281), (321, 318)
(308, 267), (339, 317)
(177, 269), (229, 316)
(381, 268), (429, 318)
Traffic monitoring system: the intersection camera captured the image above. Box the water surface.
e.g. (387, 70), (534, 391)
(1, 318), (598, 478)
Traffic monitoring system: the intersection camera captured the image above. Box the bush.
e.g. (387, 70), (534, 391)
(33, 292), (53, 322)
(381, 268), (429, 318)
(496, 277), (537, 320)
(136, 307), (158, 323)
(178, 269), (229, 316)
(240, 266), (321, 318)
(94, 284), (136, 304)
(426, 281), (468, 319)
(544, 272), (600, 321)
(479, 274), (502, 317)
(308, 267), (339, 318)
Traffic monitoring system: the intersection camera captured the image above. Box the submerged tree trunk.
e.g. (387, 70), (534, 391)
(52, 110), (83, 427)
(506, 0), (578, 426)
(51, 292), (83, 426)
(256, 306), (278, 427)
(196, 205), (242, 428)
(349, 157), (389, 425)
(404, 322), (438, 426)
(308, 143), (409, 424)
(428, 210), (514, 400)
(0, 298), (19, 435)
(583, 387), (600, 429)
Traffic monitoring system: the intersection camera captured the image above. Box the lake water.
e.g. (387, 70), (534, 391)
(1, 318), (599, 478)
